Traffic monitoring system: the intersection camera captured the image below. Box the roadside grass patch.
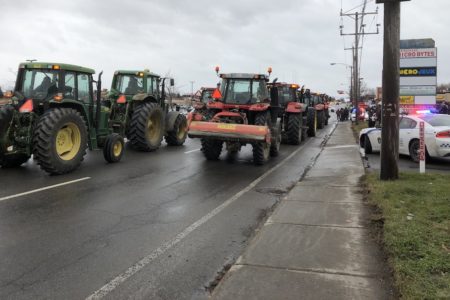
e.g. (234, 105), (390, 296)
(351, 122), (368, 141)
(366, 173), (450, 299)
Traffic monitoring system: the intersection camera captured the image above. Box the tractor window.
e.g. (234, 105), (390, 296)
(223, 79), (268, 104)
(223, 80), (251, 104)
(77, 73), (90, 102)
(116, 75), (144, 95)
(146, 77), (158, 94)
(64, 72), (76, 99)
(201, 90), (213, 103)
(20, 69), (59, 99)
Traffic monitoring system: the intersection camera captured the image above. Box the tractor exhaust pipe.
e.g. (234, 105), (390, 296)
(95, 71), (103, 130)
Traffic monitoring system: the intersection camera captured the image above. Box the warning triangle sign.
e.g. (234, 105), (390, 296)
(212, 88), (222, 100)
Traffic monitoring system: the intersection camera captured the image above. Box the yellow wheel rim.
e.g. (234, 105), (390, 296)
(177, 119), (188, 140)
(113, 140), (122, 157)
(146, 113), (161, 144)
(55, 122), (81, 161)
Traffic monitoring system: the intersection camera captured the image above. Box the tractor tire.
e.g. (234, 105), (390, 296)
(0, 105), (31, 168)
(201, 139), (223, 160)
(165, 113), (188, 146)
(307, 108), (317, 137)
(33, 108), (88, 175)
(253, 112), (271, 165)
(270, 120), (281, 157)
(317, 110), (324, 129)
(325, 109), (329, 125)
(103, 133), (124, 163)
(129, 102), (164, 151)
(287, 113), (302, 145)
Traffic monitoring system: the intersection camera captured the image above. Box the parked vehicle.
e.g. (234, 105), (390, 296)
(359, 113), (450, 162)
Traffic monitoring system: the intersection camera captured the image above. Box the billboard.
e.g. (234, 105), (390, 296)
(399, 42), (437, 107)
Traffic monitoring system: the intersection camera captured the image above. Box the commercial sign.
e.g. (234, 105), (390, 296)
(399, 40), (437, 109)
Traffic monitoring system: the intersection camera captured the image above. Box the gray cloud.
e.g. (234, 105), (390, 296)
(0, 0), (449, 98)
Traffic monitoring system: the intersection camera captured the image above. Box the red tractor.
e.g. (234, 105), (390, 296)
(267, 82), (307, 145)
(187, 67), (281, 165)
(311, 92), (330, 129)
(192, 87), (215, 113)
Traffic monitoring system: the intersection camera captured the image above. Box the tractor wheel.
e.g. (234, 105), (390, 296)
(201, 139), (223, 160)
(0, 154), (30, 168)
(0, 106), (30, 168)
(287, 113), (302, 145)
(103, 133), (124, 163)
(129, 102), (164, 151)
(317, 110), (324, 129)
(165, 113), (188, 146)
(307, 108), (317, 137)
(253, 112), (271, 165)
(270, 120), (281, 157)
(325, 109), (329, 125)
(33, 108), (88, 175)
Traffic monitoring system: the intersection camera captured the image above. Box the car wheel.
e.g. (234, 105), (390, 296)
(408, 139), (420, 163)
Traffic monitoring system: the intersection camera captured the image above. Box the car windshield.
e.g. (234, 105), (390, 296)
(19, 69), (59, 99)
(420, 114), (450, 127)
(221, 79), (268, 104)
(201, 90), (213, 103)
(115, 75), (144, 95)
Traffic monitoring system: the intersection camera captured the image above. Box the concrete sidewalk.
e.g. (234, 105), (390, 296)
(212, 122), (392, 300)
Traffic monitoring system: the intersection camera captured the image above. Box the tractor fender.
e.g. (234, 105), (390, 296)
(285, 102), (303, 113)
(132, 93), (157, 102)
(249, 103), (270, 111)
(165, 111), (181, 132)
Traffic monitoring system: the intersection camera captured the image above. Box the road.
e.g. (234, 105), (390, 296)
(0, 123), (335, 300)
(362, 150), (450, 174)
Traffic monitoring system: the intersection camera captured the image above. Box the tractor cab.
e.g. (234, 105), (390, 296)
(217, 73), (270, 106)
(109, 70), (161, 104)
(193, 87), (215, 111)
(14, 63), (96, 114)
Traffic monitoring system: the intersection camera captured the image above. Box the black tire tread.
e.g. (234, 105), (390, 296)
(129, 102), (164, 151)
(287, 113), (302, 145)
(201, 139), (222, 160)
(165, 113), (187, 146)
(33, 108), (87, 174)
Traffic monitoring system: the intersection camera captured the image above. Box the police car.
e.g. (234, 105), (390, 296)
(359, 113), (450, 162)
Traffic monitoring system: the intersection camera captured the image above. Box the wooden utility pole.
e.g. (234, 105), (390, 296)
(377, 0), (410, 180)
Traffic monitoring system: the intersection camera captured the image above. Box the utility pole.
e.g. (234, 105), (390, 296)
(376, 0), (410, 180)
(340, 4), (379, 124)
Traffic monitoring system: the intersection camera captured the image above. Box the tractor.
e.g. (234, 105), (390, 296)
(297, 88), (319, 137)
(187, 67), (281, 165)
(0, 62), (124, 174)
(310, 92), (330, 129)
(192, 87), (215, 114)
(106, 70), (187, 151)
(267, 82), (308, 145)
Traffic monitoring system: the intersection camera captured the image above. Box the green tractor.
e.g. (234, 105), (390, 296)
(0, 62), (124, 174)
(106, 70), (187, 151)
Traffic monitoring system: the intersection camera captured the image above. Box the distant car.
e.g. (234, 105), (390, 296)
(351, 110), (368, 122)
(359, 113), (450, 162)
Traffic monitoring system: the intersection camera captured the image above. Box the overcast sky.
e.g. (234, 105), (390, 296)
(0, 0), (449, 98)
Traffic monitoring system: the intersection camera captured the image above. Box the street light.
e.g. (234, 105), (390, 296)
(330, 62), (354, 102)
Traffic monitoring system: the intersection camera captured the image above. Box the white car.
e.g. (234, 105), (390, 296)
(359, 113), (450, 162)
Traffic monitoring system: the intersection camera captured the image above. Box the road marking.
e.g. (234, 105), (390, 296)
(86, 138), (316, 299)
(0, 177), (91, 202)
(184, 148), (200, 154)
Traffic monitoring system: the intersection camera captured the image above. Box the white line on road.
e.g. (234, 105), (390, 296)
(184, 148), (201, 154)
(86, 138), (315, 299)
(0, 177), (91, 202)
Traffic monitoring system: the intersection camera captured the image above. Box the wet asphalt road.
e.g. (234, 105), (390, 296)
(0, 123), (335, 300)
